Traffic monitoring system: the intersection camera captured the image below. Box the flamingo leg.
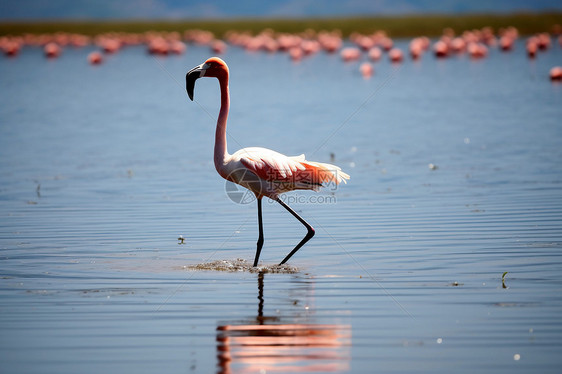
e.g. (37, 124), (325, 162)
(277, 198), (315, 265)
(253, 198), (264, 267)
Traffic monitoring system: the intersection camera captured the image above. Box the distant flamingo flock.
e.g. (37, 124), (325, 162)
(1, 26), (561, 80)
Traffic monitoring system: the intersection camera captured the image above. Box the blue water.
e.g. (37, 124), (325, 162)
(1, 38), (562, 373)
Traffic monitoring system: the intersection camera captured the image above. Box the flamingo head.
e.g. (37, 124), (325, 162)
(186, 57), (229, 101)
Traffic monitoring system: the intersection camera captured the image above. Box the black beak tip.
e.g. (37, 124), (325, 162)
(186, 69), (199, 102)
(185, 82), (195, 101)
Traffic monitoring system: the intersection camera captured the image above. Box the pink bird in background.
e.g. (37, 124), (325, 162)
(186, 57), (349, 266)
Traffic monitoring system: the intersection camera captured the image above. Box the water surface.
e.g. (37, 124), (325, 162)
(1, 40), (562, 373)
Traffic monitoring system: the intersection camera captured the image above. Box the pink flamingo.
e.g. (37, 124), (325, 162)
(87, 51), (103, 65)
(359, 62), (374, 78)
(388, 48), (403, 63)
(44, 42), (61, 58)
(550, 66), (562, 81)
(185, 57), (349, 266)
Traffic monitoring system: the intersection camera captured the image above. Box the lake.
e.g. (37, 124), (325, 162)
(1, 37), (562, 373)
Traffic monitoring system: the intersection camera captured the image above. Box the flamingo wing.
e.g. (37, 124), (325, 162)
(238, 148), (349, 188)
(239, 150), (305, 181)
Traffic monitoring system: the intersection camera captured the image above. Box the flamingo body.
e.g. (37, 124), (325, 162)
(223, 147), (348, 200)
(186, 57), (349, 266)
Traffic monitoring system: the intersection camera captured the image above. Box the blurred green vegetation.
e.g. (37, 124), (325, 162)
(1, 13), (561, 37)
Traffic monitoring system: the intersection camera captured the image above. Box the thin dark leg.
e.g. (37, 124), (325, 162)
(257, 271), (264, 323)
(253, 198), (264, 267)
(277, 198), (315, 265)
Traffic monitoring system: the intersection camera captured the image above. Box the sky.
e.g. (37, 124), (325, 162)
(1, 0), (561, 20)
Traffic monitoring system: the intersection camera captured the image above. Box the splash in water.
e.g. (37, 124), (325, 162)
(185, 259), (299, 274)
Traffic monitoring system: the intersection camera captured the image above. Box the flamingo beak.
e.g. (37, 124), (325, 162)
(186, 63), (208, 101)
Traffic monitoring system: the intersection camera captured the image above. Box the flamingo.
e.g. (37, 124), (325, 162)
(185, 57), (349, 266)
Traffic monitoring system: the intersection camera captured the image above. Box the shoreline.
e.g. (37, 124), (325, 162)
(1, 12), (561, 37)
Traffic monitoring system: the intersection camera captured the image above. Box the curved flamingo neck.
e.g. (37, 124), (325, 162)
(214, 74), (230, 176)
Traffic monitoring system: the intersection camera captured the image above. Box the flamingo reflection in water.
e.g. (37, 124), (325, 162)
(216, 273), (351, 373)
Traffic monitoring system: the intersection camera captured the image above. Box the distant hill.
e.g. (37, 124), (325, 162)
(1, 0), (562, 20)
